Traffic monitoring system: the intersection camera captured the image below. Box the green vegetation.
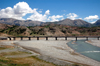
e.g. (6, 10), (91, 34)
(72, 34), (77, 36)
(0, 55), (57, 66)
(0, 58), (30, 66)
(45, 25), (50, 28)
(0, 47), (6, 50)
(0, 24), (100, 37)
(0, 56), (84, 66)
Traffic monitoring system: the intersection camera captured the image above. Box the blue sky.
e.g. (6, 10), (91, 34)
(0, 0), (100, 23)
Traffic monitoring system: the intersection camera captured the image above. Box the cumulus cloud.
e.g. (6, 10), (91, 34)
(67, 13), (78, 20)
(78, 18), (82, 20)
(0, 2), (33, 20)
(0, 2), (52, 22)
(0, 7), (13, 18)
(45, 10), (50, 15)
(84, 15), (99, 21)
(27, 9), (50, 22)
(27, 9), (63, 22)
(13, 2), (33, 15)
(0, 1), (64, 22)
(61, 18), (64, 20)
(90, 21), (96, 24)
(48, 15), (63, 22)
(0, 1), (88, 22)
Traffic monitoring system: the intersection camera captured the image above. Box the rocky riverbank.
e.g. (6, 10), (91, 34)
(86, 40), (100, 47)
(0, 38), (100, 66)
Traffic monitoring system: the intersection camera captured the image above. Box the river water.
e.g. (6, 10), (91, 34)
(67, 40), (100, 62)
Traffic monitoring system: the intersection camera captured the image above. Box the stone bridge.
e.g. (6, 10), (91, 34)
(6, 36), (100, 41)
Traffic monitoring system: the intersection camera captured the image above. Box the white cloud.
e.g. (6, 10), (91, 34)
(0, 2), (33, 20)
(0, 2), (52, 22)
(27, 9), (50, 22)
(27, 9), (63, 22)
(39, 11), (42, 13)
(0, 1), (87, 22)
(78, 18), (82, 20)
(67, 13), (78, 20)
(61, 18), (64, 20)
(48, 15), (63, 22)
(45, 10), (50, 15)
(90, 21), (96, 24)
(14, 2), (33, 14)
(84, 15), (99, 21)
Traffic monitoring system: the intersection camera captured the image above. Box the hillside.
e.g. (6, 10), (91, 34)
(0, 23), (100, 37)
(0, 18), (42, 26)
(94, 19), (100, 26)
(43, 19), (92, 27)
(0, 18), (96, 27)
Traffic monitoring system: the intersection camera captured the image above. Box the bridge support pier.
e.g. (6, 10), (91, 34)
(29, 37), (31, 40)
(37, 37), (39, 40)
(8, 37), (11, 40)
(76, 37), (77, 41)
(13, 37), (16, 40)
(65, 37), (67, 40)
(97, 37), (99, 40)
(55, 37), (57, 40)
(86, 37), (88, 40)
(21, 37), (23, 40)
(46, 37), (48, 40)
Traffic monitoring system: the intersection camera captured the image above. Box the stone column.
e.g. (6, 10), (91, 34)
(97, 37), (99, 40)
(29, 37), (31, 40)
(37, 37), (39, 40)
(86, 37), (88, 40)
(76, 37), (77, 41)
(13, 37), (16, 40)
(8, 37), (11, 40)
(46, 37), (48, 40)
(55, 37), (57, 40)
(21, 37), (23, 40)
(65, 37), (67, 40)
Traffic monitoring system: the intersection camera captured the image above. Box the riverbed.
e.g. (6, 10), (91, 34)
(0, 38), (100, 66)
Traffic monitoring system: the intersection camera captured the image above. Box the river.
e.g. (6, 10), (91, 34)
(67, 40), (100, 62)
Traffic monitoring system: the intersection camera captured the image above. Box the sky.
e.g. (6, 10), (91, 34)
(0, 0), (100, 23)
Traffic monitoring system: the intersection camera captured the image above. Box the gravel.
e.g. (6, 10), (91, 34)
(0, 38), (100, 66)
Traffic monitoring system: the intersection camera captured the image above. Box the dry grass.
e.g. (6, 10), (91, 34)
(0, 47), (6, 50)
(0, 46), (57, 66)
(9, 56), (57, 66)
(0, 56), (57, 66)
(0, 45), (14, 49)
(0, 51), (31, 57)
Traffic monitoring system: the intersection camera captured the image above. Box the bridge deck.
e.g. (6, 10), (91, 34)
(6, 36), (100, 41)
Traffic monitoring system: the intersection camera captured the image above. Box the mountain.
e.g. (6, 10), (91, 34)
(0, 18), (97, 27)
(42, 19), (92, 27)
(0, 18), (42, 26)
(58, 19), (93, 27)
(94, 19), (100, 26)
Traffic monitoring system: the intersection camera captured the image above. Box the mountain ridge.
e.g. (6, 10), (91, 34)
(42, 18), (93, 27)
(94, 19), (100, 26)
(0, 18), (42, 26)
(0, 18), (99, 27)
